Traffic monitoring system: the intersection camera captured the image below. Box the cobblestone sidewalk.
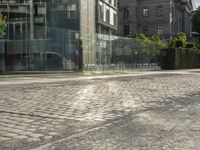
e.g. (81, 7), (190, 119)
(0, 70), (200, 149)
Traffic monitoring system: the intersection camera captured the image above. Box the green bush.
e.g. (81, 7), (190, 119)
(175, 40), (183, 48)
(160, 48), (200, 69)
(185, 43), (195, 49)
(128, 33), (166, 55)
(169, 32), (187, 48)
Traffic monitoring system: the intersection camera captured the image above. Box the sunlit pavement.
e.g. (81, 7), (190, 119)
(1, 69), (200, 150)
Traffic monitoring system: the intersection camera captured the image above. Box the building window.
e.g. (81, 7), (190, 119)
(113, 13), (117, 26)
(142, 25), (149, 35)
(143, 8), (149, 17)
(106, 8), (110, 23)
(65, 4), (77, 19)
(157, 6), (163, 17)
(157, 25), (163, 34)
(114, 0), (117, 7)
(99, 4), (104, 20)
(124, 7), (130, 18)
(172, 7), (174, 18)
(124, 25), (130, 36)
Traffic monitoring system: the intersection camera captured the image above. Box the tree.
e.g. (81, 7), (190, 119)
(192, 6), (200, 33)
(168, 36), (178, 47)
(150, 34), (161, 42)
(177, 32), (187, 43)
(135, 33), (150, 42)
(0, 13), (7, 38)
(128, 33), (166, 55)
(150, 34), (166, 54)
(168, 32), (187, 48)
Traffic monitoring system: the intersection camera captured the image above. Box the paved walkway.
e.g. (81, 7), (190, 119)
(0, 69), (200, 149)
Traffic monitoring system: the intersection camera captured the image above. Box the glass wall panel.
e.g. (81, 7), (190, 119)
(0, 28), (163, 75)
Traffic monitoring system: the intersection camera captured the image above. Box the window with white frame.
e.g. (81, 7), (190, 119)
(113, 12), (117, 25)
(157, 6), (163, 17)
(106, 7), (110, 23)
(157, 24), (163, 34)
(65, 4), (77, 19)
(142, 8), (149, 17)
(99, 2), (104, 20)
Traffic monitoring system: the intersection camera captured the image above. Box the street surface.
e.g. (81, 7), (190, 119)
(0, 70), (200, 150)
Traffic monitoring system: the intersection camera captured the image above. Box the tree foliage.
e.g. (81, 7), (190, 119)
(150, 34), (161, 42)
(0, 13), (6, 38)
(168, 32), (187, 48)
(177, 32), (187, 43)
(192, 6), (200, 33)
(129, 33), (166, 55)
(135, 33), (150, 41)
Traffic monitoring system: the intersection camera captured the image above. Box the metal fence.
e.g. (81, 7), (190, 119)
(0, 28), (162, 75)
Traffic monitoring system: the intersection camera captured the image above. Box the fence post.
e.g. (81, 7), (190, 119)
(91, 33), (93, 73)
(78, 39), (83, 71)
(2, 41), (5, 78)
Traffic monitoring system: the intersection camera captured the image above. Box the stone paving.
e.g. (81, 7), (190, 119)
(37, 93), (200, 150)
(0, 71), (200, 149)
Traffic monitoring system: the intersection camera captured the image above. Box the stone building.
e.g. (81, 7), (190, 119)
(96, 0), (118, 34)
(118, 0), (195, 39)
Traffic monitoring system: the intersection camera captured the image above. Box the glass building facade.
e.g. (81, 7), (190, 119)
(0, 0), (161, 74)
(0, 0), (97, 71)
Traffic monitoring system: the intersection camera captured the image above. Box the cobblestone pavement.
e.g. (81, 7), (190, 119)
(0, 71), (200, 149)
(36, 93), (200, 150)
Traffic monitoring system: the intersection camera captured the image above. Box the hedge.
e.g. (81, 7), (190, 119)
(160, 48), (200, 69)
